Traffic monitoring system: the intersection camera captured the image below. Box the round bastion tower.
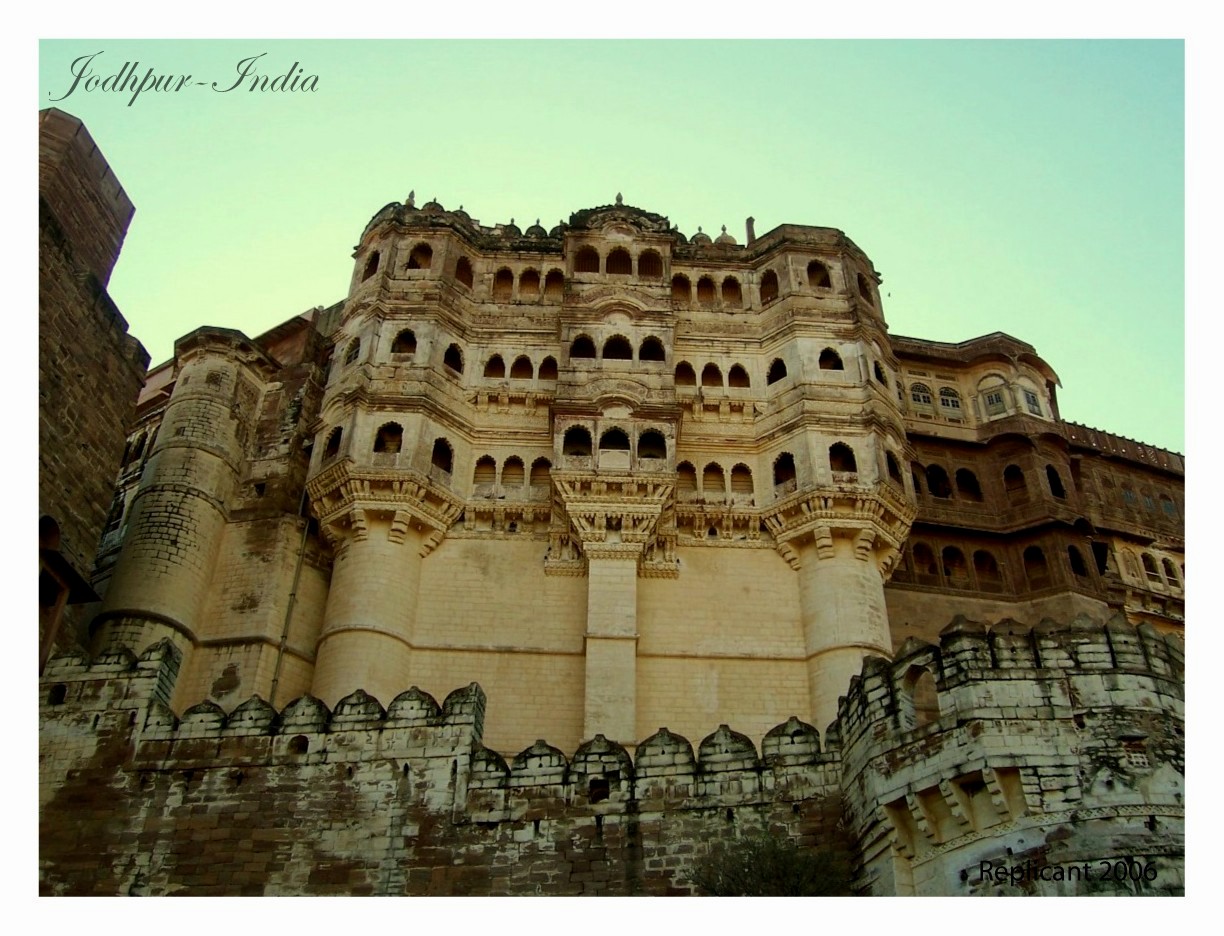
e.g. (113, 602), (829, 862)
(758, 246), (917, 732)
(92, 330), (277, 693)
(305, 211), (464, 706)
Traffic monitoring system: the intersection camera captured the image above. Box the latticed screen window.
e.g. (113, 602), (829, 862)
(984, 390), (1005, 414)
(1023, 390), (1042, 415)
(939, 388), (961, 409)
(910, 383), (932, 405)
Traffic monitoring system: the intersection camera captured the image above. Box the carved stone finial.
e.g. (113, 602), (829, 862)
(535, 218), (540, 226)
(698, 225), (703, 233)
(406, 190), (415, 208)
(510, 217), (515, 225)
(721, 225), (727, 234)
(615, 192), (623, 205)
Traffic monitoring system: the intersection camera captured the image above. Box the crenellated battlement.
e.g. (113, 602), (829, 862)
(39, 613), (1182, 895)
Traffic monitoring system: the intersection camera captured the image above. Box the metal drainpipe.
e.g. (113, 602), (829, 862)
(269, 486), (311, 708)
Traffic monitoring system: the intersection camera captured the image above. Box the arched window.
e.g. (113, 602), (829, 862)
(373, 422), (403, 454)
(1068, 546), (1089, 578)
(603, 335), (633, 360)
(955, 468), (983, 501)
(530, 458), (552, 487)
(910, 383), (933, 406)
(502, 456), (525, 487)
(818, 348), (844, 371)
(563, 426), (592, 456)
(767, 358), (787, 385)
(510, 355), (533, 379)
(773, 452), (797, 489)
(539, 356), (558, 380)
(1003, 464), (1027, 500)
(671, 274), (691, 304)
(873, 362), (888, 386)
(606, 248), (631, 275)
(638, 250), (663, 279)
(942, 546), (969, 585)
(911, 463), (924, 495)
(473, 455), (497, 486)
(925, 464), (952, 499)
(444, 343), (464, 373)
(727, 364), (750, 388)
(492, 268), (514, 301)
(431, 438), (453, 474)
(1141, 553), (1161, 584)
(391, 329), (416, 354)
(599, 427), (630, 450)
(407, 243), (432, 270)
(484, 354), (505, 379)
(675, 362), (697, 386)
(344, 340), (361, 365)
(722, 276), (743, 308)
(640, 336), (666, 362)
(939, 387), (962, 412)
(829, 442), (857, 475)
(886, 452), (903, 484)
(677, 461), (697, 494)
(974, 550), (1002, 588)
(324, 427), (343, 459)
(913, 543), (937, 576)
(544, 269), (564, 300)
(1023, 546), (1049, 587)
(856, 272), (873, 303)
(638, 430), (666, 459)
(362, 250), (380, 281)
(575, 246), (600, 273)
(703, 462), (725, 495)
(807, 259), (831, 288)
(701, 363), (723, 387)
(570, 335), (596, 359)
(519, 269), (540, 299)
(697, 276), (716, 306)
(1159, 494), (1177, 518)
(1046, 465), (1066, 499)
(1162, 558), (1180, 586)
(760, 269), (779, 305)
(730, 464), (753, 498)
(455, 256), (474, 289)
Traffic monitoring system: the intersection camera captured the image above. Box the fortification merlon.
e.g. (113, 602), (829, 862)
(830, 615), (1184, 894)
(835, 613), (1184, 750)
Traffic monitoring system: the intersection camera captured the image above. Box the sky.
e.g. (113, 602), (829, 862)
(36, 39), (1184, 453)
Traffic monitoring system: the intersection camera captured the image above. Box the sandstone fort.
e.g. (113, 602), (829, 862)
(38, 108), (1185, 896)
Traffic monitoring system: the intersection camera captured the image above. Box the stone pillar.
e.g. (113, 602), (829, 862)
(582, 549), (640, 745)
(311, 511), (425, 707)
(94, 335), (263, 661)
(795, 530), (892, 731)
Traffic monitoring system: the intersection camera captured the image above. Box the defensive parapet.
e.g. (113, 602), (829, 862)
(836, 613), (1184, 895)
(40, 649), (848, 895)
(39, 612), (1184, 896)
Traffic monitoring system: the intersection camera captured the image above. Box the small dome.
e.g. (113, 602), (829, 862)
(525, 218), (548, 238)
(691, 226), (712, 246)
(549, 221), (566, 238)
(452, 205), (471, 222)
(501, 218), (522, 238)
(422, 197), (444, 212)
(671, 228), (689, 245)
(715, 224), (736, 246)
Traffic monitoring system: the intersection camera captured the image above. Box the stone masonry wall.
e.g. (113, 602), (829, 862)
(39, 614), (1183, 896)
(39, 108), (148, 655)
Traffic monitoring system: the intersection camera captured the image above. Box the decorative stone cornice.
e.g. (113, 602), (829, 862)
(307, 458), (464, 552)
(546, 472), (677, 576)
(762, 482), (917, 574)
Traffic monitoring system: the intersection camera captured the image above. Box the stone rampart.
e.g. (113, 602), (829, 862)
(38, 613), (1183, 895)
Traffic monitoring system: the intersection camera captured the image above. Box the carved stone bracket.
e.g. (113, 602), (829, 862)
(307, 460), (465, 552)
(762, 483), (917, 574)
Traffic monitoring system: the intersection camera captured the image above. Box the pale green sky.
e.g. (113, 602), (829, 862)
(37, 39), (1185, 453)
